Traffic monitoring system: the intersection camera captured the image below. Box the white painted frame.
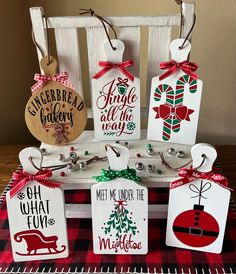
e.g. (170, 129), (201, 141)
(30, 4), (195, 219)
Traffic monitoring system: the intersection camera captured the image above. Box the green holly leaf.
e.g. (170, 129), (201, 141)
(107, 220), (113, 225)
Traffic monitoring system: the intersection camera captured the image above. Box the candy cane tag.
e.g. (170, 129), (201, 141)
(147, 39), (203, 145)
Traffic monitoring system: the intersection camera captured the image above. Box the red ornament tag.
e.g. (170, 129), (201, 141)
(166, 143), (231, 254)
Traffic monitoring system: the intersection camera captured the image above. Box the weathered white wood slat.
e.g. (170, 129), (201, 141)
(146, 26), (172, 106)
(61, 179), (170, 190)
(29, 7), (47, 74)
(86, 27), (109, 118)
(118, 27), (140, 77)
(181, 3), (195, 41)
(47, 15), (180, 29)
(65, 204), (168, 219)
(54, 28), (83, 96)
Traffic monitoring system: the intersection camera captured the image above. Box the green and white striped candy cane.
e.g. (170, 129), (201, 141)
(173, 75), (197, 133)
(154, 74), (197, 141)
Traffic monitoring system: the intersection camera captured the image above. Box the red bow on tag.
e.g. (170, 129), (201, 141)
(31, 72), (76, 94)
(93, 60), (134, 82)
(170, 168), (232, 191)
(10, 169), (62, 198)
(116, 77), (129, 87)
(159, 60), (198, 80)
(153, 104), (194, 121)
(114, 200), (128, 215)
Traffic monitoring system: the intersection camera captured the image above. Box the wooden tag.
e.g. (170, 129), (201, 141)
(25, 56), (87, 145)
(92, 39), (140, 140)
(91, 144), (148, 254)
(166, 144), (231, 254)
(147, 39), (203, 145)
(6, 147), (69, 261)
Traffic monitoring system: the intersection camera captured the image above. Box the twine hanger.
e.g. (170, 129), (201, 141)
(175, 0), (197, 50)
(31, 14), (52, 65)
(79, 8), (118, 51)
(158, 152), (207, 172)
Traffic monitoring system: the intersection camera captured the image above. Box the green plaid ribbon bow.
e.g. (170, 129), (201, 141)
(93, 168), (141, 183)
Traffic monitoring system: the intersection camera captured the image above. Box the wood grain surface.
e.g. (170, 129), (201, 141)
(0, 145), (235, 201)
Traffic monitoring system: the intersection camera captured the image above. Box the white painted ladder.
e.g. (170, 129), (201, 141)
(30, 4), (195, 119)
(30, 4), (195, 219)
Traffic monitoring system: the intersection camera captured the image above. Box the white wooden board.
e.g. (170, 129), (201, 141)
(92, 39), (140, 140)
(6, 147), (68, 261)
(91, 178), (148, 254)
(147, 39), (203, 145)
(166, 144), (231, 254)
(91, 144), (147, 254)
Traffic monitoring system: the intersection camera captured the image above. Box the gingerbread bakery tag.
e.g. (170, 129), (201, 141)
(92, 40), (140, 140)
(25, 56), (87, 145)
(147, 39), (203, 145)
(6, 147), (69, 261)
(166, 143), (231, 254)
(91, 144), (148, 254)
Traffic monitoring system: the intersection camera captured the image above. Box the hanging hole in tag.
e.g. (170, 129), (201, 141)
(170, 39), (191, 62)
(40, 55), (57, 76)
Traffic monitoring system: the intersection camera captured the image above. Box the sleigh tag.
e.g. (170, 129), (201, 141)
(92, 39), (140, 140)
(6, 147), (69, 262)
(147, 39), (203, 145)
(91, 144), (148, 254)
(166, 143), (231, 254)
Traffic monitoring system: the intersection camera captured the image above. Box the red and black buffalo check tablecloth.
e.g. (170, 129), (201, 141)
(0, 164), (235, 274)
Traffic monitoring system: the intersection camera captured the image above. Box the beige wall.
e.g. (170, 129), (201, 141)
(1, 0), (236, 144)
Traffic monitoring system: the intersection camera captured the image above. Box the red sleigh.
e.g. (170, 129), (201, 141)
(14, 229), (66, 256)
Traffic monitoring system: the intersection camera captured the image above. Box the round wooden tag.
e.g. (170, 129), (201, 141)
(25, 56), (87, 145)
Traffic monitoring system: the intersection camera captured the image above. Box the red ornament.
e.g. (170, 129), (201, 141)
(173, 204), (219, 247)
(60, 172), (65, 177)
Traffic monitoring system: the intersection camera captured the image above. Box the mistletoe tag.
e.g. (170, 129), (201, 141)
(92, 39), (140, 140)
(25, 56), (87, 145)
(6, 147), (69, 261)
(166, 144), (231, 254)
(147, 39), (203, 145)
(91, 144), (148, 254)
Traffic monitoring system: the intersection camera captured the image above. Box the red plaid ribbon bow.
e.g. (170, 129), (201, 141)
(153, 103), (194, 121)
(159, 60), (198, 80)
(170, 168), (232, 191)
(93, 60), (134, 82)
(10, 169), (62, 198)
(31, 72), (76, 94)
